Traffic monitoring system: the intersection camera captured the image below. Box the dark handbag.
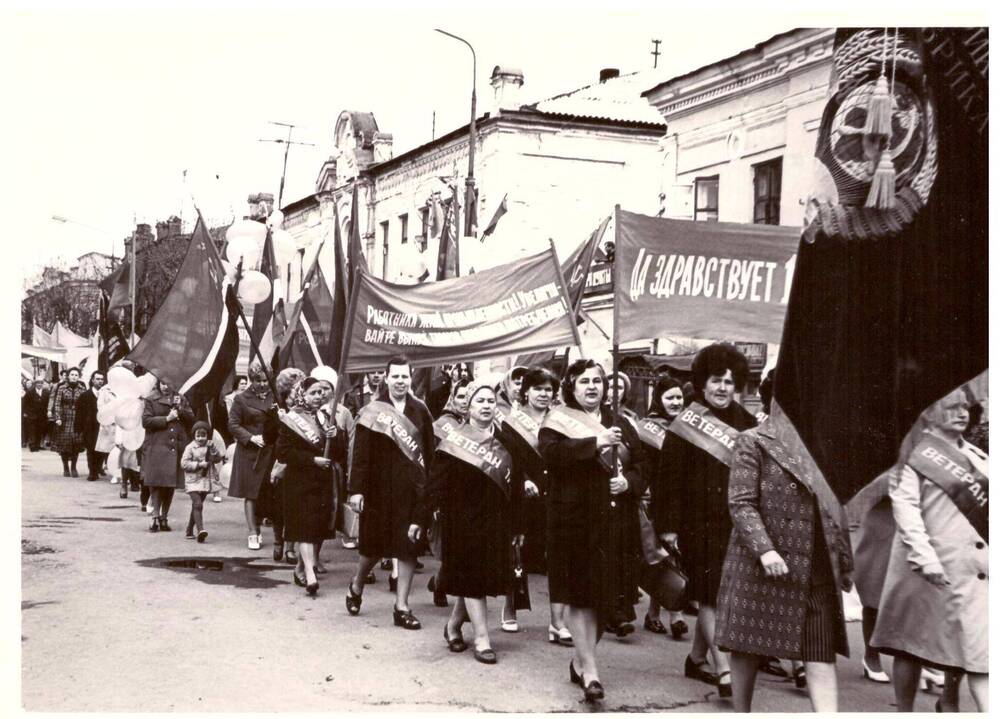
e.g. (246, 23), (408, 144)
(510, 544), (531, 611)
(637, 547), (688, 611)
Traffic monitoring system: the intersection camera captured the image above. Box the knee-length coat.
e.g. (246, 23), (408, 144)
(50, 382), (87, 454)
(275, 410), (346, 544)
(227, 389), (278, 501)
(348, 393), (435, 560)
(715, 427), (853, 659)
(871, 441), (988, 673)
(652, 396), (757, 605)
(141, 391), (195, 488)
(426, 431), (521, 598)
(539, 406), (640, 620)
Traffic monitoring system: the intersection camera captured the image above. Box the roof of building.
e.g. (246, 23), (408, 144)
(527, 70), (665, 125)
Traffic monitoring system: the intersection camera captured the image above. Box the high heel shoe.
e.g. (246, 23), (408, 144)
(569, 660), (583, 686)
(717, 671), (732, 699)
(148, 517), (160, 533)
(388, 576), (398, 592)
(392, 607), (421, 630)
(921, 667), (944, 692)
(346, 581), (363, 616)
(444, 624), (467, 653)
(793, 665), (807, 689)
(273, 544), (284, 562)
(306, 581), (319, 597)
(862, 658), (890, 683)
(670, 619), (688, 640)
(583, 680), (605, 703)
(684, 655), (718, 685)
(293, 571), (307, 587)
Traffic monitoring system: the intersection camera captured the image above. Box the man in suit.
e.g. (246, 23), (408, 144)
(23, 379), (50, 452)
(76, 371), (107, 481)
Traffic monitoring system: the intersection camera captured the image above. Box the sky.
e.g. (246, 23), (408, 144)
(5, 0), (990, 284)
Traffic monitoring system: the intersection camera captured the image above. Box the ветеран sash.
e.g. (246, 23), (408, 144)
(357, 400), (426, 471)
(667, 401), (740, 466)
(436, 422), (513, 497)
(541, 405), (629, 473)
(433, 415), (462, 442)
(622, 413), (671, 452)
(908, 432), (988, 543)
(281, 409), (324, 448)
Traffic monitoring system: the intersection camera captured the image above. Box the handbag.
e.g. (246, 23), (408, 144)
(339, 502), (360, 539)
(637, 547), (688, 611)
(270, 461), (287, 483)
(510, 544), (531, 611)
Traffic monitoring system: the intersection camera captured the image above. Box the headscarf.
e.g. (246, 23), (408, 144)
(286, 378), (310, 412)
(442, 378), (471, 419)
(276, 367), (306, 406)
(499, 366), (526, 406)
(466, 378), (498, 406)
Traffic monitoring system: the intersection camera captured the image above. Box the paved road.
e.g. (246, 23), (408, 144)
(20, 448), (956, 712)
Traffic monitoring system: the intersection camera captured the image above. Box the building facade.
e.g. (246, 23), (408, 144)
(22, 252), (116, 343)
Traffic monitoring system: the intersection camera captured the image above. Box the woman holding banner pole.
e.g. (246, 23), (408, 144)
(428, 381), (520, 664)
(871, 388), (989, 712)
(539, 359), (640, 703)
(652, 343), (756, 699)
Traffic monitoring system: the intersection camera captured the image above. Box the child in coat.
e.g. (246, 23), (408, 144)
(181, 421), (223, 542)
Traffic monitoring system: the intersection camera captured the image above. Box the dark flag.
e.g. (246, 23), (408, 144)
(348, 183), (366, 289)
(249, 227), (278, 364)
(772, 27), (988, 506)
(479, 193), (508, 240)
(436, 186), (461, 280)
(126, 214), (241, 408)
(277, 245), (334, 373)
(99, 261), (131, 311)
(97, 292), (129, 373)
(466, 186), (478, 237)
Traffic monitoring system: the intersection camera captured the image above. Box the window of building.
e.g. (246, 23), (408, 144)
(418, 207), (429, 250)
(399, 213), (408, 244)
(694, 176), (719, 222)
(753, 158), (782, 225)
(380, 220), (389, 277)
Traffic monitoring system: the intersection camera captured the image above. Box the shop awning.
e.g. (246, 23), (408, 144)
(21, 344), (67, 362)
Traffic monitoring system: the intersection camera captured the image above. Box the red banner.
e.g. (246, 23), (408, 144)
(613, 209), (800, 344)
(341, 245), (580, 372)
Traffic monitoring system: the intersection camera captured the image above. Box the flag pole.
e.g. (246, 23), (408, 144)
(332, 264), (363, 411)
(548, 238), (583, 355)
(611, 205), (621, 472)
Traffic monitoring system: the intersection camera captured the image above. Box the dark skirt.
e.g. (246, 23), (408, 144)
(357, 471), (420, 560)
(679, 529), (728, 606)
(800, 583), (839, 663)
(520, 495), (547, 574)
(282, 472), (333, 544)
(546, 497), (594, 608)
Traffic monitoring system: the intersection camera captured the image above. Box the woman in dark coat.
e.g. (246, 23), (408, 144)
(142, 379), (194, 532)
(652, 343), (757, 698)
(50, 367), (87, 476)
(429, 381), (521, 664)
(539, 359), (640, 704)
(227, 363), (278, 552)
(275, 377), (343, 596)
(717, 419), (853, 712)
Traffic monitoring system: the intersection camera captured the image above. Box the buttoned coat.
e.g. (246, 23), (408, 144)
(50, 382), (87, 454)
(715, 426), (853, 659)
(227, 389), (278, 500)
(141, 391), (194, 488)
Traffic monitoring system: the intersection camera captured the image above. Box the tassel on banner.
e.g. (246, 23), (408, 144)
(864, 74), (893, 138)
(866, 149), (896, 209)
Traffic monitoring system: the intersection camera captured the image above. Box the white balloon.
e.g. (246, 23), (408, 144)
(136, 373), (159, 398)
(237, 270), (272, 304)
(115, 399), (144, 431)
(121, 427), (145, 452)
(225, 234), (260, 269)
(226, 218), (267, 245)
(211, 430), (227, 458)
(310, 365), (339, 386)
(218, 462), (231, 491)
(267, 209), (284, 228)
(271, 229), (297, 260)
(107, 367), (140, 398)
(97, 397), (126, 425)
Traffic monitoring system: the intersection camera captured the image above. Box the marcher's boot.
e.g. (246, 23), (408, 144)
(61, 455), (70, 477)
(70, 455), (79, 478)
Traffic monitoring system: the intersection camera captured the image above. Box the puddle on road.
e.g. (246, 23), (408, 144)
(21, 540), (57, 555)
(22, 600), (58, 611)
(98, 505), (134, 510)
(135, 556), (290, 590)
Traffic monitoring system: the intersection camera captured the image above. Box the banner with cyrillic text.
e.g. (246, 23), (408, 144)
(613, 209), (800, 344)
(342, 247), (580, 372)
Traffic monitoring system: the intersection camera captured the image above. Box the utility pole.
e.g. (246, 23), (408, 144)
(651, 39), (662, 68)
(434, 29), (478, 237)
(259, 122), (315, 209)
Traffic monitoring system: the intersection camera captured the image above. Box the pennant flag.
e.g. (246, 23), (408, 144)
(277, 243), (333, 373)
(436, 186), (460, 280)
(348, 183), (366, 287)
(53, 321), (92, 348)
(479, 193), (508, 241)
(99, 261), (131, 311)
(330, 202), (351, 367)
(466, 186), (478, 237)
(250, 228), (279, 365)
(32, 324), (55, 348)
(97, 292), (130, 373)
(772, 27), (988, 505)
(126, 214), (241, 408)
(339, 244), (581, 372)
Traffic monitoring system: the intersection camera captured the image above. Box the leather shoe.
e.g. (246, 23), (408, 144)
(584, 680), (605, 703)
(474, 647), (497, 664)
(388, 576), (398, 592)
(644, 615), (667, 634)
(862, 658), (890, 683)
(444, 624), (467, 653)
(670, 619), (688, 640)
(569, 660), (583, 686)
(684, 655), (718, 685)
(346, 582), (363, 616)
(718, 671), (732, 698)
(393, 608), (421, 630)
(293, 571), (307, 587)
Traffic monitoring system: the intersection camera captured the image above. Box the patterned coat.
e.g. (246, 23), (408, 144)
(50, 382), (87, 454)
(715, 425), (853, 659)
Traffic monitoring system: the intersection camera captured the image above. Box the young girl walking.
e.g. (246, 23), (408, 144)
(181, 421), (223, 543)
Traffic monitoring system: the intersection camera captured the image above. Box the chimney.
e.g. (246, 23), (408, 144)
(490, 65), (524, 113)
(373, 132), (394, 163)
(599, 68), (620, 83)
(155, 220), (170, 241)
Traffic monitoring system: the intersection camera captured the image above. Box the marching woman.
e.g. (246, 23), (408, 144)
(50, 366), (87, 477)
(652, 343), (757, 698)
(265, 367), (306, 563)
(716, 413), (854, 712)
(227, 363), (279, 552)
(275, 377), (343, 596)
(871, 388), (989, 712)
(499, 367), (570, 643)
(539, 359), (640, 703)
(141, 379), (195, 532)
(428, 381), (521, 664)
(493, 366), (526, 426)
(630, 375), (688, 640)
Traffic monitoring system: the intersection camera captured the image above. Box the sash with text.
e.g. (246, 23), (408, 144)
(908, 432), (988, 543)
(356, 401), (426, 471)
(436, 423), (513, 498)
(667, 402), (740, 466)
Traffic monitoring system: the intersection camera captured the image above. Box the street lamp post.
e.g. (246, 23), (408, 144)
(434, 29), (477, 238)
